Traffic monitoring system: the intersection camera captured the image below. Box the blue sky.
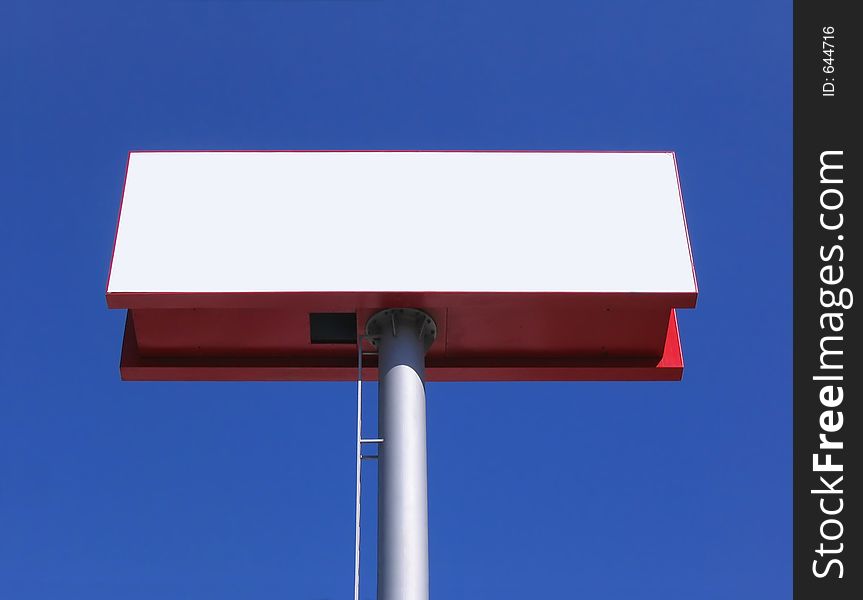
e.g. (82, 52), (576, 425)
(1, 1), (791, 598)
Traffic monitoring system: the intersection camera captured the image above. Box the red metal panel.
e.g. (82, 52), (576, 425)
(106, 291), (697, 310)
(119, 308), (685, 382)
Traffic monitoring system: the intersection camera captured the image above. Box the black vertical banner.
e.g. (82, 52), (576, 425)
(794, 2), (860, 599)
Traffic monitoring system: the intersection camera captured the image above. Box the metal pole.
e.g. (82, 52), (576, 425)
(366, 309), (436, 600)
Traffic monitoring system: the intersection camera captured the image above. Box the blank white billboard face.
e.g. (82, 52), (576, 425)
(107, 152), (696, 295)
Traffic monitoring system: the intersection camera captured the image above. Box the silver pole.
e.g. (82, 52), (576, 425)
(367, 309), (436, 600)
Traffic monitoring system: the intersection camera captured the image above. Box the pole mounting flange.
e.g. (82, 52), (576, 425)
(365, 308), (437, 351)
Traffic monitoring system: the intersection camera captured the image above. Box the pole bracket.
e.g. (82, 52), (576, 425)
(365, 308), (437, 351)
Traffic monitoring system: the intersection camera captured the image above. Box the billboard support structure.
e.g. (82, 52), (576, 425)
(105, 150), (699, 599)
(366, 309), (437, 600)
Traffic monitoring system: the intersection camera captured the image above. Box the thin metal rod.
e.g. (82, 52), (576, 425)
(361, 438), (384, 444)
(377, 314), (430, 600)
(353, 338), (363, 600)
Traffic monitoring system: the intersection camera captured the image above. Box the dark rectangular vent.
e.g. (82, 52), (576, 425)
(309, 313), (357, 344)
